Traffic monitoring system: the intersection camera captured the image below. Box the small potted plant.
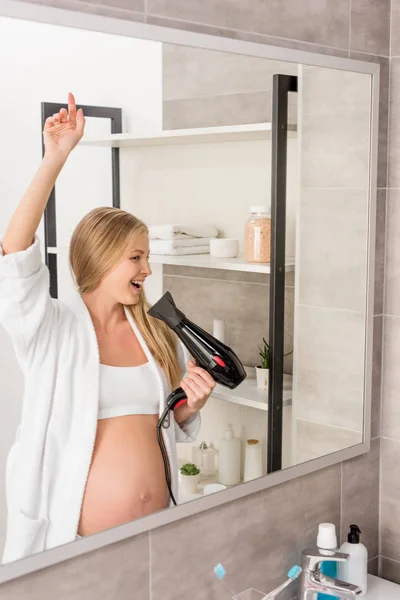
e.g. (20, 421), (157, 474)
(255, 337), (269, 390)
(179, 463), (201, 495)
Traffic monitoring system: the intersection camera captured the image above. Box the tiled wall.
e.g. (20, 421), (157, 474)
(0, 1), (389, 598)
(380, 0), (400, 583)
(293, 67), (371, 463)
(162, 45), (298, 130)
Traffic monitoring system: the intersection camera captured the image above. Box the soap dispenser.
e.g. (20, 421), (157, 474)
(337, 525), (367, 597)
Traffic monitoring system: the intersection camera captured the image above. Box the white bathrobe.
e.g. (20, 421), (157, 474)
(0, 236), (201, 564)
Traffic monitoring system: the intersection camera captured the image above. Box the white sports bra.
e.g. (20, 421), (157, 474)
(98, 362), (160, 420)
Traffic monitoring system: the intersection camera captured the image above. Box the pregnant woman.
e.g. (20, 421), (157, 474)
(0, 93), (215, 563)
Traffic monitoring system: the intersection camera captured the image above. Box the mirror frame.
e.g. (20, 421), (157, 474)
(0, 0), (379, 584)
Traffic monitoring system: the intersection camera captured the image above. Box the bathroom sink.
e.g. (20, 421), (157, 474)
(365, 574), (400, 599)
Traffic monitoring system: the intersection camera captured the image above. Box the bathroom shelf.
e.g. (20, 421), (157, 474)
(149, 253), (295, 274)
(178, 472), (243, 505)
(46, 247), (295, 274)
(211, 373), (292, 411)
(79, 123), (297, 148)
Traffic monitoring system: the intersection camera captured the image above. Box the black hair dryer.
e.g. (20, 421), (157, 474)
(148, 291), (246, 506)
(148, 291), (247, 421)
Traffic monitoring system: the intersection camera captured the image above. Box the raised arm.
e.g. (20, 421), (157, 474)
(2, 92), (85, 255)
(0, 94), (86, 366)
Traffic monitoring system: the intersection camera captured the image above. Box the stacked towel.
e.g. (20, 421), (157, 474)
(149, 224), (218, 240)
(149, 224), (219, 256)
(150, 238), (212, 256)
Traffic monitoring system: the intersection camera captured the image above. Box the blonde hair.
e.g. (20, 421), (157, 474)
(69, 206), (182, 390)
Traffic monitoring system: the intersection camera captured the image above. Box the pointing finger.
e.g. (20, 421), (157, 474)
(68, 92), (76, 124)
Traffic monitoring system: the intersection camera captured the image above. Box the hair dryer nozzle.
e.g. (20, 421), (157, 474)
(148, 291), (186, 329)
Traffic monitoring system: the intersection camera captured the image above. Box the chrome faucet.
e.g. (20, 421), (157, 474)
(297, 548), (363, 599)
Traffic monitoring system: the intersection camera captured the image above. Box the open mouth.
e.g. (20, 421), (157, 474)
(131, 280), (142, 290)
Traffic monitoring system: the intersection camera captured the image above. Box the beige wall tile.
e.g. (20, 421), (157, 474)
(350, 0), (390, 56)
(163, 91), (273, 130)
(163, 265), (269, 284)
(301, 68), (371, 189)
(163, 91), (297, 129)
(298, 189), (368, 312)
(368, 556), (379, 576)
(388, 60), (400, 188)
(347, 55), (389, 190)
(341, 439), (380, 558)
(391, 0), (400, 56)
(148, 0), (350, 48)
(0, 535), (150, 600)
(372, 316), (383, 439)
(295, 305), (365, 431)
(380, 556), (400, 584)
(381, 438), (400, 563)
(162, 45), (296, 101)
(385, 190), (400, 317)
(295, 419), (362, 464)
(382, 316), (400, 440)
(374, 190), (386, 316)
(150, 17), (349, 57)
(150, 465), (341, 600)
(162, 45), (297, 130)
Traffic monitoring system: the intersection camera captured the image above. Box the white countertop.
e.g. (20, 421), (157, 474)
(366, 574), (400, 598)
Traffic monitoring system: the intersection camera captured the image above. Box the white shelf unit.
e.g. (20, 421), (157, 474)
(79, 122), (297, 148)
(211, 373), (292, 412)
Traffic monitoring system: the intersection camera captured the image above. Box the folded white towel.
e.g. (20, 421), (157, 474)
(150, 239), (210, 256)
(148, 224), (218, 240)
(151, 237), (212, 250)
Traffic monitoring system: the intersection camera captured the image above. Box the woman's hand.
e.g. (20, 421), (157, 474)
(43, 92), (86, 157)
(180, 360), (216, 412)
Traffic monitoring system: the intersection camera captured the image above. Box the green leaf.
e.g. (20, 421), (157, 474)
(180, 463), (200, 476)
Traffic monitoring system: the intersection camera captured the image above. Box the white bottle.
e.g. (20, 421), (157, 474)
(337, 525), (368, 597)
(218, 424), (241, 486)
(243, 439), (263, 482)
(198, 441), (217, 476)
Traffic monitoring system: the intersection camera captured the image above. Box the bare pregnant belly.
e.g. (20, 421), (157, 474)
(78, 415), (169, 536)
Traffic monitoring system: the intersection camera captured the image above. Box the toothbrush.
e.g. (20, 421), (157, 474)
(213, 563), (241, 600)
(261, 565), (302, 600)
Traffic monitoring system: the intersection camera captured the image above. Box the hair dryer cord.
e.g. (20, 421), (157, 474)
(157, 421), (177, 506)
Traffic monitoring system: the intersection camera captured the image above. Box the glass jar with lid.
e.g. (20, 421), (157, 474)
(244, 205), (271, 263)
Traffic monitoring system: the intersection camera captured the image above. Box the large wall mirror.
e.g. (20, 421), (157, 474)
(0, 1), (377, 583)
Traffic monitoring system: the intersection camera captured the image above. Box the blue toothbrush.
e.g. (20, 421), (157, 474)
(261, 565), (302, 599)
(214, 563), (241, 600)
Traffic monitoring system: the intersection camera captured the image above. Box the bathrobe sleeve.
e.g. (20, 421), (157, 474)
(0, 236), (58, 367)
(174, 339), (202, 443)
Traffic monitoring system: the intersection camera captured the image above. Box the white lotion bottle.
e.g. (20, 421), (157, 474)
(218, 424), (241, 486)
(338, 525), (368, 597)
